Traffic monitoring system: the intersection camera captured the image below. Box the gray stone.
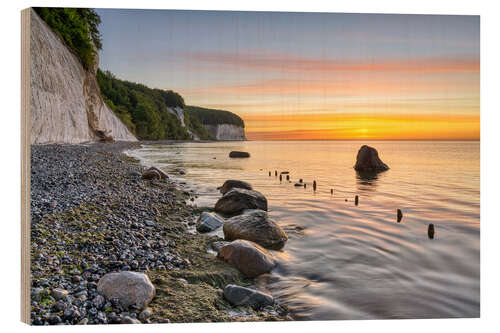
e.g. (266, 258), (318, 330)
(121, 316), (141, 324)
(52, 288), (69, 301)
(224, 284), (274, 308)
(219, 180), (253, 195)
(142, 169), (161, 180)
(211, 241), (230, 253)
(138, 307), (152, 321)
(92, 295), (105, 309)
(223, 209), (288, 250)
(215, 188), (268, 216)
(146, 166), (168, 179)
(196, 212), (224, 233)
(97, 271), (155, 309)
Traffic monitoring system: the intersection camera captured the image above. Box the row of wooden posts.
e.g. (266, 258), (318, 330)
(268, 170), (435, 239)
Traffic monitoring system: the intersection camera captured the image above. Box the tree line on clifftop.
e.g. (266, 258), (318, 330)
(96, 70), (210, 140)
(34, 7), (102, 70)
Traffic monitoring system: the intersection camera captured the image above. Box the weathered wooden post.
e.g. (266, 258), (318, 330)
(428, 224), (435, 239)
(269, 171), (271, 177)
(355, 195), (359, 206)
(313, 180), (317, 191)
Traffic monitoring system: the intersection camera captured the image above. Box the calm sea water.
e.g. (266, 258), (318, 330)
(129, 141), (480, 320)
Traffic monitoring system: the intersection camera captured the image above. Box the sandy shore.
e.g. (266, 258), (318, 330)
(29, 142), (289, 325)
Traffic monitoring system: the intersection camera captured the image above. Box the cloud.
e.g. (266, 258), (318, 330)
(184, 51), (479, 74)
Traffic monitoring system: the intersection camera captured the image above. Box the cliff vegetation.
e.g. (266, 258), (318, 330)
(96, 70), (211, 140)
(186, 106), (245, 128)
(33, 7), (101, 69)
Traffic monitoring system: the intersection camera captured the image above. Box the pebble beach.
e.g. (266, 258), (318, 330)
(29, 142), (290, 325)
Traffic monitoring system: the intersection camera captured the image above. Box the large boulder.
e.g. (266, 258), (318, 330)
(353, 145), (389, 173)
(223, 210), (288, 250)
(229, 151), (250, 158)
(141, 169), (161, 180)
(196, 212), (224, 233)
(219, 180), (253, 195)
(146, 166), (168, 180)
(223, 284), (274, 308)
(217, 240), (276, 278)
(97, 271), (155, 309)
(215, 188), (268, 216)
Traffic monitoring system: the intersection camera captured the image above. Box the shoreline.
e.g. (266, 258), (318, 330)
(30, 142), (290, 324)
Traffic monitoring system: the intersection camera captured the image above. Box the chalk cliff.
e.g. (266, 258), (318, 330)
(204, 124), (246, 141)
(29, 9), (136, 144)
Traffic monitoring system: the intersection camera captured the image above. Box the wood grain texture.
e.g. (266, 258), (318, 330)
(21, 7), (31, 324)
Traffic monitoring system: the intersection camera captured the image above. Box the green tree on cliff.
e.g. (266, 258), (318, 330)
(34, 7), (102, 69)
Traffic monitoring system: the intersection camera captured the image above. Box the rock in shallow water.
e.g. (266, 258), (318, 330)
(141, 169), (161, 180)
(215, 188), (268, 216)
(196, 212), (224, 233)
(146, 166), (168, 179)
(218, 239), (276, 278)
(229, 151), (250, 158)
(353, 145), (389, 173)
(97, 271), (155, 309)
(220, 179), (253, 195)
(223, 284), (274, 308)
(223, 209), (287, 250)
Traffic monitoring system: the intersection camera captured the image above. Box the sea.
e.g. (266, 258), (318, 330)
(128, 140), (480, 320)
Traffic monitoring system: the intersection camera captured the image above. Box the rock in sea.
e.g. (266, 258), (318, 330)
(229, 151), (250, 158)
(220, 179), (253, 195)
(218, 239), (276, 278)
(141, 169), (161, 180)
(223, 284), (274, 308)
(97, 271), (155, 309)
(215, 188), (268, 216)
(196, 211), (225, 233)
(223, 209), (288, 250)
(353, 145), (389, 173)
(146, 166), (168, 179)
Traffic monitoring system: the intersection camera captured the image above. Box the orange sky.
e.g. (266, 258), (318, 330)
(179, 54), (480, 141)
(99, 11), (480, 140)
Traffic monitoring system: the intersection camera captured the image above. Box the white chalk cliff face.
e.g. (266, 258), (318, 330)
(204, 124), (246, 141)
(29, 9), (136, 144)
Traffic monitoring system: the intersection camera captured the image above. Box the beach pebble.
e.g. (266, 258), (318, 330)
(196, 211), (224, 233)
(223, 284), (274, 308)
(97, 271), (155, 309)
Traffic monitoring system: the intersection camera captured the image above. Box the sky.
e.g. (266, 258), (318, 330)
(96, 9), (480, 140)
